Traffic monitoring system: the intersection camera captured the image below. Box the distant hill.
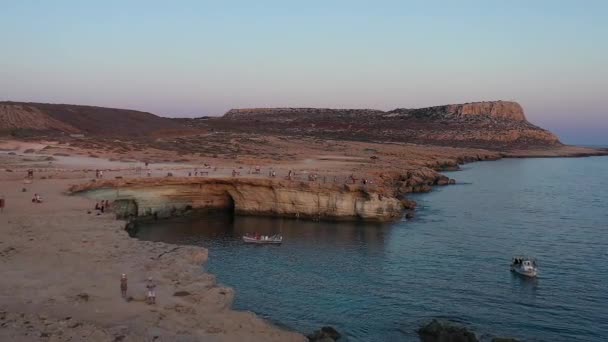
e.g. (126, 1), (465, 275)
(0, 101), (182, 137)
(216, 101), (561, 149)
(1, 100), (562, 149)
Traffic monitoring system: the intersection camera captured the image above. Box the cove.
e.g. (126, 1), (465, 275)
(133, 157), (608, 342)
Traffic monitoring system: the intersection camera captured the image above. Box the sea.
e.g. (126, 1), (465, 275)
(134, 156), (608, 341)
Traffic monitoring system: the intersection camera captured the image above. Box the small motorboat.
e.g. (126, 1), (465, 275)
(242, 234), (283, 245)
(510, 256), (538, 277)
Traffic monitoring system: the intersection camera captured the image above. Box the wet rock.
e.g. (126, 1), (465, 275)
(307, 326), (341, 341)
(418, 319), (478, 342)
(491, 338), (519, 342)
(405, 212), (414, 219)
(436, 177), (450, 186)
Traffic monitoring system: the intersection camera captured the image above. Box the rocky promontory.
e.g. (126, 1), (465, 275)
(219, 101), (561, 149)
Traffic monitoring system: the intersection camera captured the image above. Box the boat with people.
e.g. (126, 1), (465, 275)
(242, 233), (283, 245)
(510, 256), (538, 277)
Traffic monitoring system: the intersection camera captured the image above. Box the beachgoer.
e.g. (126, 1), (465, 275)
(100, 205), (105, 213)
(95, 202), (100, 210)
(146, 277), (156, 304)
(99, 170), (103, 178)
(147, 171), (151, 177)
(120, 274), (128, 298)
(0, 196), (5, 213)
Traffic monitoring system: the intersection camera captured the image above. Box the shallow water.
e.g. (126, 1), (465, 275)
(135, 157), (608, 341)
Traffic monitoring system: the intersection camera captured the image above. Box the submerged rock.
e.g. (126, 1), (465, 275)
(307, 326), (341, 341)
(418, 319), (478, 342)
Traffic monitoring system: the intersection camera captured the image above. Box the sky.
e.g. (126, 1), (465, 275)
(1, 0), (606, 144)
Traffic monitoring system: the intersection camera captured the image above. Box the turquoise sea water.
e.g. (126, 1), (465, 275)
(135, 157), (608, 341)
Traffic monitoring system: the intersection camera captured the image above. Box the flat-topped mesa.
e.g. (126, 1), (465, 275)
(224, 101), (527, 122)
(389, 101), (527, 121)
(223, 108), (384, 121)
(218, 101), (560, 148)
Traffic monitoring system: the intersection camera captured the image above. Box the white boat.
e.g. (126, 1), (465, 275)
(242, 234), (283, 245)
(510, 257), (538, 277)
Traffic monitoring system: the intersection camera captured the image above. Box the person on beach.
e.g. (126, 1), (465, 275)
(95, 202), (100, 210)
(100, 204), (105, 213)
(120, 274), (128, 298)
(32, 193), (42, 203)
(0, 196), (5, 213)
(146, 277), (156, 304)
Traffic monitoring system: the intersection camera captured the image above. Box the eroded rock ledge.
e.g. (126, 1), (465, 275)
(69, 177), (410, 222)
(68, 164), (465, 223)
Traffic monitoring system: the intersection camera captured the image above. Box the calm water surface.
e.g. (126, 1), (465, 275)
(136, 157), (608, 341)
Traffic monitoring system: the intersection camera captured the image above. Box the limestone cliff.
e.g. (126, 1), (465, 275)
(70, 177), (404, 222)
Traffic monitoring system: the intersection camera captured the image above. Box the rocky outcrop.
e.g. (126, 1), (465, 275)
(390, 101), (526, 121)
(418, 320), (478, 342)
(70, 177), (404, 222)
(418, 320), (521, 342)
(307, 326), (341, 341)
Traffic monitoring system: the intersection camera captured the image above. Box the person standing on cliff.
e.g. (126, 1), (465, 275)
(146, 277), (156, 304)
(120, 274), (128, 298)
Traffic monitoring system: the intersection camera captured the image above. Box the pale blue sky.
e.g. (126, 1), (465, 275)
(1, 0), (606, 144)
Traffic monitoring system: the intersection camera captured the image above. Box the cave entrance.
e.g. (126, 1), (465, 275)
(225, 193), (236, 214)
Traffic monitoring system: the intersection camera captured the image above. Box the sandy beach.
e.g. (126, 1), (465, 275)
(0, 148), (305, 341)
